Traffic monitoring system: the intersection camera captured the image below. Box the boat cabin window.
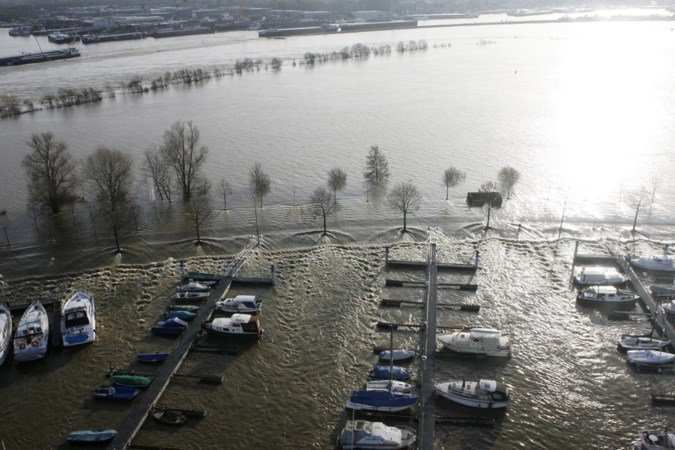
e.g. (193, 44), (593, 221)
(65, 311), (90, 327)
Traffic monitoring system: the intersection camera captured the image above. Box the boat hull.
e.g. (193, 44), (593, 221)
(434, 381), (509, 409)
(0, 303), (12, 367)
(136, 352), (170, 363)
(438, 328), (512, 357)
(94, 385), (141, 401)
(13, 301), (49, 362)
(345, 390), (418, 412)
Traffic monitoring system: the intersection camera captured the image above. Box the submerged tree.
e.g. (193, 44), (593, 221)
(498, 166), (521, 199)
(327, 167), (347, 205)
(186, 194), (213, 245)
(479, 181), (499, 230)
(218, 179), (233, 210)
(22, 132), (78, 214)
(387, 182), (422, 232)
(442, 167), (466, 201)
(250, 162), (271, 208)
(159, 120), (209, 201)
(364, 145), (390, 201)
(310, 187), (337, 235)
(144, 148), (173, 202)
(82, 146), (135, 252)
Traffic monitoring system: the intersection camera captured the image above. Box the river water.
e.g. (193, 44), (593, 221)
(0, 11), (674, 449)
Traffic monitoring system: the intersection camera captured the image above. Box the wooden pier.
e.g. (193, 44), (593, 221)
(107, 276), (232, 450)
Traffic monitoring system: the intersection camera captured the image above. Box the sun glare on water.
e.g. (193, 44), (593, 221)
(551, 24), (670, 200)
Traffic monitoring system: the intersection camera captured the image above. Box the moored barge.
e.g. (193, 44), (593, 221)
(0, 47), (80, 67)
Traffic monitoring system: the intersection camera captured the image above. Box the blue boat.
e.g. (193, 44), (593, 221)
(94, 385), (141, 401)
(151, 317), (188, 336)
(66, 428), (117, 443)
(165, 310), (197, 321)
(372, 365), (412, 380)
(345, 390), (418, 412)
(136, 351), (170, 363)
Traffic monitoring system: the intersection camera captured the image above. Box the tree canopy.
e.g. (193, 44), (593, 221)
(310, 187), (336, 235)
(442, 167), (466, 200)
(250, 162), (271, 207)
(498, 166), (520, 199)
(327, 167), (347, 205)
(22, 132), (78, 214)
(159, 120), (208, 201)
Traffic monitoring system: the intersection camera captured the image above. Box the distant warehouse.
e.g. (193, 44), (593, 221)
(466, 192), (502, 207)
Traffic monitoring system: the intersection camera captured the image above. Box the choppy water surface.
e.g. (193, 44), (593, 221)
(1, 13), (675, 449)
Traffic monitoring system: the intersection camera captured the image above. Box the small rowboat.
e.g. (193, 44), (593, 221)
(66, 428), (117, 443)
(378, 349), (416, 361)
(94, 385), (141, 401)
(167, 305), (200, 313)
(111, 374), (152, 388)
(372, 365), (412, 380)
(152, 409), (188, 426)
(136, 352), (170, 363)
(165, 310), (197, 321)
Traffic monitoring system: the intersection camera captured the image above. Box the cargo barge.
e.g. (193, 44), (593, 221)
(0, 47), (80, 67)
(258, 19), (418, 38)
(81, 32), (145, 44)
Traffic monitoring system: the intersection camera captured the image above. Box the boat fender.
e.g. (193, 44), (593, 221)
(19, 343), (26, 349)
(31, 340), (38, 347)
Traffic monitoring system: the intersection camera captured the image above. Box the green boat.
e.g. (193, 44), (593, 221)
(111, 374), (152, 388)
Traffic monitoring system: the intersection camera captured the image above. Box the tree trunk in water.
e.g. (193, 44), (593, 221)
(323, 213), (327, 235)
(403, 211), (407, 232)
(196, 225), (201, 244)
(445, 186), (449, 201)
(632, 203), (641, 233)
(486, 204), (492, 230)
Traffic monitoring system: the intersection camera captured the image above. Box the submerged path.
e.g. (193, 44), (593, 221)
(108, 276), (232, 450)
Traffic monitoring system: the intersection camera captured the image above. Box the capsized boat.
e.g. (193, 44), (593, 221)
(345, 390), (418, 412)
(626, 350), (675, 368)
(176, 281), (210, 292)
(13, 300), (49, 362)
(151, 317), (188, 336)
(66, 428), (117, 443)
(438, 327), (512, 357)
(434, 379), (510, 409)
(203, 313), (263, 338)
(573, 266), (628, 287)
(110, 374), (152, 388)
(0, 302), (13, 367)
(372, 365), (412, 380)
(576, 285), (638, 309)
(632, 429), (675, 449)
(378, 349), (415, 362)
(338, 419), (417, 450)
(94, 385), (141, 401)
(618, 336), (670, 352)
(366, 380), (413, 393)
(215, 294), (261, 314)
(61, 291), (96, 346)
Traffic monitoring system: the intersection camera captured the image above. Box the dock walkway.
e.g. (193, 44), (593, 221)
(108, 277), (232, 450)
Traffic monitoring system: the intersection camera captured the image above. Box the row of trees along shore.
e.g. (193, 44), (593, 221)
(0, 40), (431, 119)
(1, 121), (526, 252)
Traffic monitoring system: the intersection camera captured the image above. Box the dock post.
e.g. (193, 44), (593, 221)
(474, 250), (480, 268)
(179, 260), (186, 277)
(384, 247), (389, 265)
(270, 264), (276, 286)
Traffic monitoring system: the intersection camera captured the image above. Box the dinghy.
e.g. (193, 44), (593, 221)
(110, 374), (152, 388)
(136, 352), (170, 363)
(151, 317), (188, 336)
(626, 350), (675, 368)
(378, 349), (416, 362)
(94, 385), (141, 401)
(66, 428), (117, 443)
(365, 380), (413, 393)
(152, 409), (188, 426)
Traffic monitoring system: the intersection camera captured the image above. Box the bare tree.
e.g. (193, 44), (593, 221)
(498, 166), (521, 199)
(82, 146), (135, 252)
(629, 187), (650, 234)
(479, 181), (499, 230)
(310, 187), (337, 235)
(217, 179), (233, 210)
(22, 132), (78, 214)
(327, 167), (347, 205)
(186, 194), (213, 245)
(144, 148), (173, 202)
(364, 145), (390, 201)
(650, 177), (660, 205)
(387, 182), (422, 232)
(159, 120), (208, 201)
(250, 162), (271, 208)
(0, 210), (9, 246)
(442, 167), (466, 200)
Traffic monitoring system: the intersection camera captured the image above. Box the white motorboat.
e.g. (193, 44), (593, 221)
(573, 266), (628, 287)
(203, 313), (263, 338)
(176, 281), (210, 292)
(61, 291), (96, 347)
(13, 300), (49, 362)
(626, 349), (675, 368)
(662, 300), (675, 317)
(631, 245), (675, 274)
(576, 285), (638, 309)
(434, 379), (510, 409)
(378, 349), (415, 362)
(171, 291), (210, 302)
(438, 327), (512, 357)
(338, 420), (417, 450)
(632, 429), (675, 450)
(618, 336), (670, 352)
(215, 295), (261, 314)
(0, 302), (12, 367)
(365, 380), (414, 393)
